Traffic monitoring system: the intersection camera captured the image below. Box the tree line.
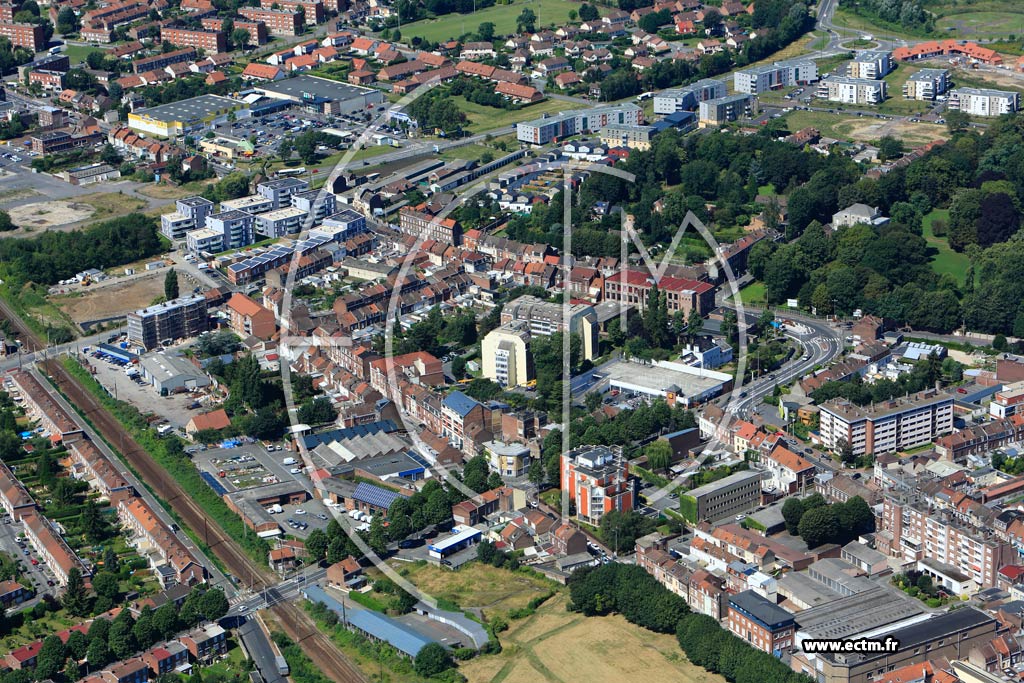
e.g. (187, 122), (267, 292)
(781, 494), (875, 548)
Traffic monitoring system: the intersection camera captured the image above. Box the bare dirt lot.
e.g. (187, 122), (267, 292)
(52, 271), (183, 325)
(7, 200), (94, 231)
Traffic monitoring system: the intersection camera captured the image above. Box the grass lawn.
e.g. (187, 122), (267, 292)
(934, 2), (1024, 39)
(738, 281), (767, 306)
(459, 592), (727, 683)
(441, 143), (498, 162)
(78, 192), (147, 221)
(757, 184), (776, 196)
(922, 208), (970, 285)
(399, 0), (584, 43)
(449, 96), (569, 133)
(783, 109), (946, 147)
(875, 64), (935, 117)
(831, 7), (926, 42)
(393, 560), (555, 615)
(62, 44), (105, 67)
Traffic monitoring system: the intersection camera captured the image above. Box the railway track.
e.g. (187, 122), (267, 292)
(0, 298), (367, 683)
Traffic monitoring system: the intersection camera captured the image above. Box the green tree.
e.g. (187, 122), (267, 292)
(305, 528), (328, 560)
(63, 567), (90, 616)
(109, 610), (138, 660)
(86, 637), (112, 669)
(797, 505), (839, 549)
(35, 635), (66, 680)
(644, 440), (672, 471)
(56, 5), (78, 34)
(877, 135), (904, 162)
(164, 268), (179, 301)
(516, 7), (537, 32)
(92, 571), (120, 602)
(103, 547), (119, 573)
(477, 21), (495, 41)
(579, 2), (599, 20)
(945, 109), (970, 134)
(462, 455), (490, 493)
(414, 643), (454, 677)
(65, 630), (89, 660)
(199, 589), (229, 621)
(599, 510), (655, 553)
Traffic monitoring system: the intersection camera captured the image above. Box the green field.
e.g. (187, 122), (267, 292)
(399, 0), (584, 43)
(449, 95), (570, 133)
(738, 281), (767, 306)
(922, 208), (970, 285)
(62, 44), (105, 67)
(935, 4), (1024, 39)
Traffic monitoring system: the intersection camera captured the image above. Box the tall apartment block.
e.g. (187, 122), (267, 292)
(127, 294), (210, 350)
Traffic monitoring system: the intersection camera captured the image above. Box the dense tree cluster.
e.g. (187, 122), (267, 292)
(599, 510), (656, 553)
(408, 89), (467, 133)
(678, 612), (814, 683)
(838, 0), (932, 32)
(781, 494), (874, 548)
(0, 214), (162, 286)
(568, 563), (689, 633)
(809, 352), (961, 406)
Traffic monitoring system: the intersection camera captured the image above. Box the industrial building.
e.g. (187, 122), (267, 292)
(253, 75), (385, 115)
(139, 352), (212, 394)
(128, 94), (248, 138)
(603, 359), (732, 407)
(680, 469), (762, 523)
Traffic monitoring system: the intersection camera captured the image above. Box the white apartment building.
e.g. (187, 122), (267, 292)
(948, 87), (1019, 116)
(161, 212), (195, 240)
(653, 79), (726, 113)
(481, 324), (531, 387)
(819, 389), (953, 456)
(733, 60), (817, 94)
(849, 50), (893, 79)
(816, 76), (887, 105)
(903, 68), (948, 100)
(255, 206), (307, 238)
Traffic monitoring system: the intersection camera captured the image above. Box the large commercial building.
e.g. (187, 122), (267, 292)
(849, 50), (894, 79)
(500, 295), (598, 360)
(128, 95), (247, 138)
(680, 469), (762, 523)
(653, 79), (726, 114)
(604, 268), (716, 317)
(127, 294), (210, 350)
(903, 68), (948, 100)
(0, 22), (44, 51)
(698, 94), (752, 125)
(516, 104), (643, 144)
(791, 608), (998, 683)
(560, 445), (633, 524)
(816, 77), (887, 105)
(819, 389), (953, 456)
(948, 87), (1019, 116)
(253, 74), (384, 115)
(160, 27), (227, 53)
(733, 60), (817, 94)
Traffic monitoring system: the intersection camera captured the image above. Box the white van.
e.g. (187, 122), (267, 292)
(282, 457), (296, 466)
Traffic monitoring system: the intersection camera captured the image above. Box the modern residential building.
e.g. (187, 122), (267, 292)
(560, 445), (633, 524)
(818, 389), (954, 456)
(255, 207), (307, 237)
(219, 194), (274, 215)
(728, 590), (796, 655)
(500, 295), (598, 360)
(161, 212), (195, 241)
(832, 203), (890, 228)
(653, 79), (726, 114)
(733, 60), (817, 94)
(990, 381), (1024, 418)
(948, 87), (1020, 116)
(516, 104), (643, 144)
(680, 470), (762, 523)
(698, 93), (752, 125)
(186, 228), (224, 256)
(206, 210), (255, 252)
(257, 177), (309, 208)
(903, 68), (948, 100)
(481, 324), (532, 387)
(484, 441), (531, 478)
(178, 195), (214, 229)
(604, 269), (716, 317)
(849, 50), (894, 79)
(133, 48), (197, 74)
(291, 189), (336, 224)
(598, 123), (657, 150)
(127, 294), (210, 350)
(816, 77), (887, 105)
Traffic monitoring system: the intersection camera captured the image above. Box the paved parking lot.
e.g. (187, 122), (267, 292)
(81, 350), (205, 429)
(0, 512), (57, 604)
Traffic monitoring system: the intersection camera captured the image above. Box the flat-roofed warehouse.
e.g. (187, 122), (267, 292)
(128, 94), (248, 137)
(253, 74), (385, 115)
(603, 358), (732, 407)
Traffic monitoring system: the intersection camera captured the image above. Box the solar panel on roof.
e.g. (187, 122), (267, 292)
(407, 452), (430, 468)
(353, 481), (401, 510)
